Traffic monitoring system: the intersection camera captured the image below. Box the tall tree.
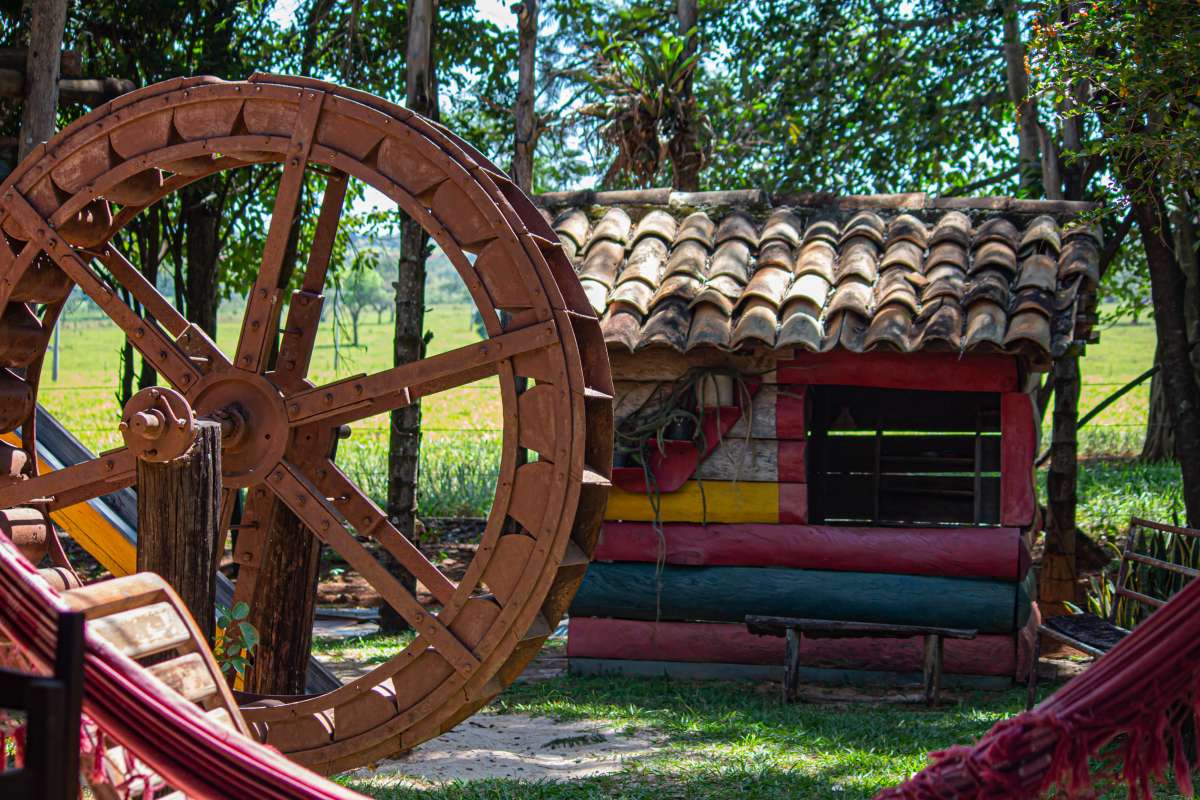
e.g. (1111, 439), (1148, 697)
(1030, 0), (1200, 525)
(17, 0), (68, 161)
(383, 0), (439, 633)
(512, 0), (538, 193)
(669, 0), (702, 190)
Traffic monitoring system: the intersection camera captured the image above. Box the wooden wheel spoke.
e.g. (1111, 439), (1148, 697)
(0, 448), (136, 511)
(94, 244), (190, 338)
(266, 460), (480, 675)
(233, 92), (325, 375)
(286, 320), (558, 427)
(274, 170), (349, 388)
(313, 459), (456, 606)
(0, 192), (202, 391)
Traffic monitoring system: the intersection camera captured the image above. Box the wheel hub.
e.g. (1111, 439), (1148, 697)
(188, 369), (290, 488)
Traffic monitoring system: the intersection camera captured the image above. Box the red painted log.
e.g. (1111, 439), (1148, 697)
(1001, 392), (1037, 526)
(1016, 600), (1040, 681)
(594, 522), (1031, 581)
(779, 483), (808, 523)
(778, 351), (1018, 392)
(567, 617), (1018, 677)
(775, 385), (806, 439)
(778, 440), (806, 482)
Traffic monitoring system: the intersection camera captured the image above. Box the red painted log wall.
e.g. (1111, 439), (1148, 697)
(1001, 392), (1037, 526)
(778, 351), (1019, 392)
(595, 522), (1031, 581)
(568, 617), (1019, 677)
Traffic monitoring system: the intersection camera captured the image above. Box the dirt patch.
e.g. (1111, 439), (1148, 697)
(348, 713), (656, 785)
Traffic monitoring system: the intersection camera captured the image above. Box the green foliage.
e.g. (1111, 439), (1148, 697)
(575, 29), (707, 186)
(1029, 0), (1200, 202)
(214, 601), (259, 678)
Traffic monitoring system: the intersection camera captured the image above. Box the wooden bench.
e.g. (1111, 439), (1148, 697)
(1039, 517), (1200, 658)
(745, 615), (977, 704)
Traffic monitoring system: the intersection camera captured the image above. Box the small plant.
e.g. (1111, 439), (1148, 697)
(214, 602), (259, 679)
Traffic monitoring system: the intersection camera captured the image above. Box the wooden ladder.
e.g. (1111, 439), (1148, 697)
(62, 573), (248, 800)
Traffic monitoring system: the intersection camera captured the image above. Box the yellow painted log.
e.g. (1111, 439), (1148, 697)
(605, 481), (779, 524)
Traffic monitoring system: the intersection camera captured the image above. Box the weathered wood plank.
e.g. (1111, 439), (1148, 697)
(594, 522), (1031, 581)
(88, 602), (190, 659)
(567, 618), (1019, 676)
(570, 563), (1031, 634)
(1001, 392), (1037, 526)
(605, 481), (781, 524)
(698, 437), (777, 482)
(778, 351), (1018, 392)
(568, 657), (1013, 689)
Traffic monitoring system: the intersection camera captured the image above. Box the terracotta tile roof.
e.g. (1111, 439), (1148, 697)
(538, 190), (1101, 367)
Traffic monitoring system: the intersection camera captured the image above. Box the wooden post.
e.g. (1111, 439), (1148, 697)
(922, 634), (943, 704)
(783, 628), (801, 703)
(18, 0), (69, 161)
(136, 420), (220, 643)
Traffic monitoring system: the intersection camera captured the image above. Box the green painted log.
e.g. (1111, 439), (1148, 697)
(571, 563), (1031, 634)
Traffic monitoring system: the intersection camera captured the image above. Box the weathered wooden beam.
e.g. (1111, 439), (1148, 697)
(570, 562), (1033, 634)
(136, 420), (220, 644)
(0, 46), (80, 76)
(595, 522), (1031, 581)
(0, 68), (135, 108)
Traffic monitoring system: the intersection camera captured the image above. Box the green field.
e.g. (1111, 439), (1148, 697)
(41, 298), (1167, 520)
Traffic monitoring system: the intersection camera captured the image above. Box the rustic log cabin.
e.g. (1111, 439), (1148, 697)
(539, 188), (1101, 688)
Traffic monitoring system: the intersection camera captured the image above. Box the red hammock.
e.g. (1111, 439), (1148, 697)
(879, 575), (1200, 799)
(0, 536), (366, 800)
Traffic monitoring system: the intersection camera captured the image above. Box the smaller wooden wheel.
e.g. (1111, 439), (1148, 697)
(0, 74), (613, 773)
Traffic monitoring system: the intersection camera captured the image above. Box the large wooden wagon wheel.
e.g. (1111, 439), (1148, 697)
(0, 74), (612, 774)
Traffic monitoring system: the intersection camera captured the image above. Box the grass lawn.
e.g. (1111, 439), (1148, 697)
(333, 674), (1182, 800)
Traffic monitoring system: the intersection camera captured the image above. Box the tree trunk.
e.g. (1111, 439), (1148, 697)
(136, 421), (221, 644)
(1143, 360), (1175, 461)
(1001, 3), (1042, 195)
(512, 0), (538, 193)
(382, 0), (438, 634)
(183, 184), (222, 336)
(1039, 354), (1080, 617)
(1128, 185), (1200, 525)
(17, 0), (68, 161)
(668, 0), (702, 191)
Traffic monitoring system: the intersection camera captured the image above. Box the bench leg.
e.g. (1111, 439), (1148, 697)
(1025, 633), (1040, 711)
(922, 634), (943, 705)
(784, 629), (801, 703)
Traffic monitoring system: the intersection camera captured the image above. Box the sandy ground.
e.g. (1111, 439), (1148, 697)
(346, 713), (657, 785)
